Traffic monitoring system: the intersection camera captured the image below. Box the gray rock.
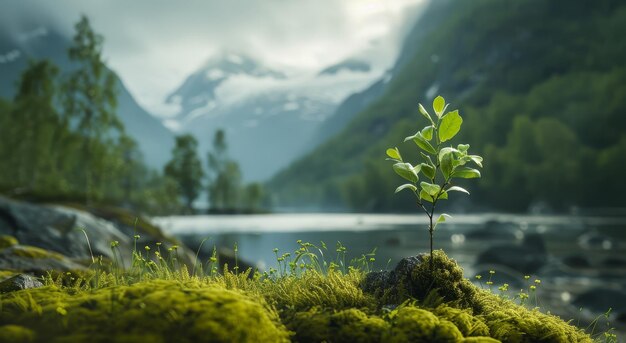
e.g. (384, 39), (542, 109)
(0, 274), (43, 293)
(0, 245), (85, 273)
(361, 270), (392, 294)
(465, 220), (523, 241)
(475, 233), (547, 274)
(573, 288), (626, 314)
(0, 197), (129, 261)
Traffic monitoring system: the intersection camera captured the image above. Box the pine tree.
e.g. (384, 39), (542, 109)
(164, 134), (204, 213)
(207, 129), (242, 210)
(63, 15), (122, 201)
(9, 60), (67, 192)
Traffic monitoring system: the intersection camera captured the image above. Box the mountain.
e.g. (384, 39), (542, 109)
(166, 52), (382, 181)
(318, 59), (371, 76)
(0, 26), (174, 168)
(268, 0), (626, 212)
(165, 52), (287, 124)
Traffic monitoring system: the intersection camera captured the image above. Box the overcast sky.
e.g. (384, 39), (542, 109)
(1, 0), (426, 116)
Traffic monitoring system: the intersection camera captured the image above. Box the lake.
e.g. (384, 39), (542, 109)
(154, 212), (626, 334)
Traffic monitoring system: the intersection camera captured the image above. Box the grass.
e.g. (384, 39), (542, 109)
(0, 235), (617, 343)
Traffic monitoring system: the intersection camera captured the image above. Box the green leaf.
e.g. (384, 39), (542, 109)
(386, 148), (402, 161)
(433, 213), (452, 230)
(420, 181), (441, 196)
(418, 103), (433, 123)
(420, 190), (433, 203)
(469, 155), (483, 168)
(393, 163), (419, 183)
(438, 147), (459, 162)
(447, 185), (470, 194)
(438, 110), (463, 142)
(421, 125), (434, 141)
(420, 163), (435, 179)
(440, 151), (453, 179)
(412, 164), (422, 175)
(433, 96), (445, 117)
(411, 132), (437, 154)
(452, 167), (481, 179)
(395, 184), (417, 194)
(420, 153), (435, 166)
(458, 144), (470, 152)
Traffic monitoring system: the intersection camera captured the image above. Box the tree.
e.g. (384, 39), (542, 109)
(243, 183), (264, 212)
(64, 15), (122, 201)
(207, 129), (242, 210)
(6, 60), (67, 192)
(164, 134), (204, 212)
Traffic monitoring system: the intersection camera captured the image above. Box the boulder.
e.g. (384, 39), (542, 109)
(361, 251), (476, 307)
(475, 233), (547, 274)
(0, 197), (128, 261)
(0, 244), (85, 273)
(0, 197), (194, 268)
(0, 274), (43, 293)
(573, 288), (626, 314)
(465, 220), (523, 241)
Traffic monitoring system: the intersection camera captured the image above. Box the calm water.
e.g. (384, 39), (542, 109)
(154, 213), (626, 334)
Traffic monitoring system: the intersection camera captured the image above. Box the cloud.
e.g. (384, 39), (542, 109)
(0, 0), (426, 116)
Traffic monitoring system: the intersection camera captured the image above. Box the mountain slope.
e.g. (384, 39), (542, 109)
(0, 27), (174, 168)
(269, 0), (626, 212)
(168, 53), (382, 181)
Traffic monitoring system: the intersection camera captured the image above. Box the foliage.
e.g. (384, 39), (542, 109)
(206, 129), (242, 210)
(0, 17), (178, 214)
(63, 15), (124, 202)
(164, 134), (205, 212)
(386, 96), (482, 266)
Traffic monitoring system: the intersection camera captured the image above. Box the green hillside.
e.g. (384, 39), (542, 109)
(269, 0), (626, 212)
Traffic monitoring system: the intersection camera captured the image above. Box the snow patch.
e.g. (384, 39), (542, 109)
(227, 54), (243, 64)
(17, 27), (48, 42)
(283, 102), (300, 111)
(206, 69), (225, 80)
(0, 50), (21, 64)
(163, 119), (182, 132)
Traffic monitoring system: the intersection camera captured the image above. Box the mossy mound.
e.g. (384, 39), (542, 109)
(360, 250), (593, 343)
(0, 280), (290, 343)
(0, 235), (18, 249)
(0, 251), (595, 342)
(0, 324), (35, 343)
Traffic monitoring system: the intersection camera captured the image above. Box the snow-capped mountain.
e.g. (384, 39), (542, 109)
(165, 52), (383, 181)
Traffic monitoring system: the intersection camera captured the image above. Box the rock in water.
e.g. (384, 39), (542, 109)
(0, 274), (43, 293)
(475, 233), (547, 274)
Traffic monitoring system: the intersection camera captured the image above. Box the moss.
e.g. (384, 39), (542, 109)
(462, 338), (501, 343)
(373, 250), (592, 343)
(0, 325), (35, 343)
(0, 248), (595, 342)
(261, 269), (374, 314)
(383, 306), (463, 343)
(0, 235), (19, 249)
(0, 270), (16, 280)
(431, 305), (490, 337)
(0, 280), (290, 343)
(9, 246), (64, 260)
(288, 307), (389, 343)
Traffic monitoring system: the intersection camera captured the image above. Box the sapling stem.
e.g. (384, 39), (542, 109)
(387, 95), (483, 275)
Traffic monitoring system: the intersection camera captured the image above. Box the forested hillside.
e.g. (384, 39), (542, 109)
(269, 0), (626, 212)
